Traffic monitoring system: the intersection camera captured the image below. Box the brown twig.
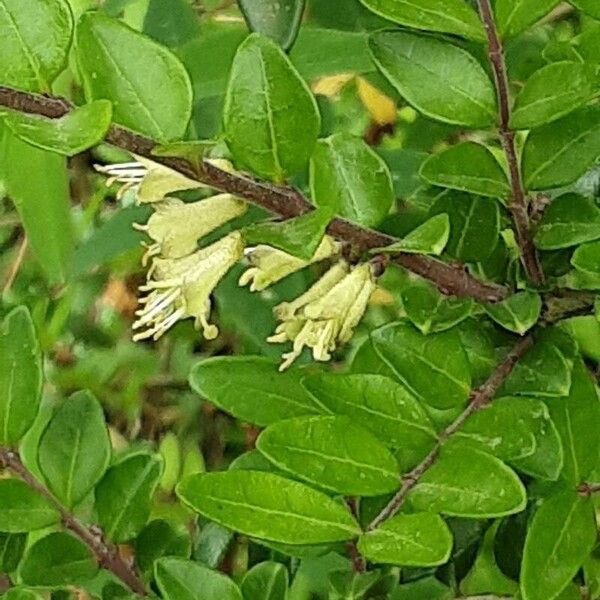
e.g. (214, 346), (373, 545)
(476, 0), (544, 287)
(0, 448), (147, 596)
(1, 234), (27, 294)
(577, 483), (600, 498)
(345, 497), (366, 573)
(0, 86), (507, 303)
(367, 334), (534, 531)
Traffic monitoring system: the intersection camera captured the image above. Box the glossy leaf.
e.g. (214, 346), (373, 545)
(302, 372), (436, 468)
(572, 241), (600, 275)
(502, 328), (576, 397)
(371, 322), (472, 410)
(430, 192), (500, 263)
(309, 133), (394, 228)
(19, 532), (97, 586)
(0, 0), (73, 92)
(95, 452), (162, 543)
(76, 11), (192, 141)
(409, 443), (527, 518)
(510, 62), (597, 130)
(224, 33), (320, 182)
(571, 0), (600, 18)
(521, 489), (597, 600)
(0, 307), (42, 446)
(143, 0), (200, 48)
(484, 291), (542, 335)
(359, 0), (485, 41)
(155, 557), (242, 600)
(419, 143), (510, 199)
(358, 513), (453, 567)
(241, 562), (289, 600)
(522, 106), (600, 191)
(177, 471), (360, 544)
(239, 0), (305, 50)
(369, 30), (497, 128)
(495, 0), (561, 38)
(0, 101), (112, 156)
(135, 520), (191, 575)
(256, 416), (400, 496)
(0, 533), (26, 572)
(373, 214), (450, 256)
(38, 390), (111, 508)
(189, 356), (322, 426)
(534, 193), (600, 250)
(545, 360), (600, 485)
(2, 130), (73, 284)
(0, 479), (59, 533)
(243, 208), (332, 261)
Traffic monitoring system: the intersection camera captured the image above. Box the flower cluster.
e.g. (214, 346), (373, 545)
(98, 157), (377, 368)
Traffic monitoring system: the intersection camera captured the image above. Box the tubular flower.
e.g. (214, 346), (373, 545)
(133, 231), (244, 342)
(134, 194), (247, 264)
(238, 235), (340, 292)
(96, 156), (234, 203)
(268, 262), (376, 370)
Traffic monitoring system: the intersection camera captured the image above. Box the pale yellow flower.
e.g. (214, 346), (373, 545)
(133, 231), (244, 342)
(134, 194), (247, 264)
(238, 235), (340, 292)
(268, 262), (376, 370)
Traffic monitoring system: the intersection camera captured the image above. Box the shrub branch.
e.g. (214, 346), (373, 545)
(0, 85), (507, 303)
(367, 334), (534, 531)
(0, 448), (147, 596)
(476, 0), (544, 286)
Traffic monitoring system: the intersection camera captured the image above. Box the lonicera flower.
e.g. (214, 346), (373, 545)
(132, 231), (244, 342)
(134, 193), (247, 264)
(268, 261), (376, 370)
(96, 156), (233, 203)
(238, 235), (340, 292)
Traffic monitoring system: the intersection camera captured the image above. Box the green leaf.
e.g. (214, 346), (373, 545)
(572, 241), (600, 275)
(134, 520), (190, 576)
(571, 0), (600, 18)
(0, 307), (42, 446)
(560, 316), (600, 362)
(19, 531), (97, 586)
(1, 129), (73, 284)
(398, 278), (474, 335)
(372, 214), (450, 256)
(0, 101), (112, 157)
(37, 390), (111, 509)
(495, 0), (561, 38)
(358, 513), (452, 567)
(0, 533), (26, 572)
(241, 562), (289, 600)
(177, 471), (360, 544)
(76, 11), (192, 141)
(155, 557), (242, 600)
(309, 133), (394, 228)
(430, 192), (501, 263)
(545, 360), (600, 485)
(371, 322), (472, 410)
(369, 31), (497, 128)
(224, 33), (320, 182)
(95, 452), (162, 543)
(521, 489), (597, 600)
(143, 0), (200, 48)
(456, 396), (544, 461)
(256, 416), (400, 496)
(0, 0), (73, 92)
(534, 193), (600, 250)
(484, 291), (542, 335)
(522, 106), (600, 191)
(419, 143), (510, 199)
(302, 372), (436, 469)
(2, 590), (45, 600)
(502, 328), (576, 397)
(243, 208), (332, 261)
(510, 62), (597, 130)
(0, 479), (59, 533)
(239, 0), (305, 50)
(359, 0), (485, 41)
(408, 443), (527, 518)
(189, 356), (322, 427)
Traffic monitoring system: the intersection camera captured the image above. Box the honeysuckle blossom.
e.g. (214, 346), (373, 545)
(132, 231), (244, 342)
(238, 235), (340, 292)
(268, 262), (376, 370)
(96, 155), (233, 203)
(134, 194), (247, 264)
